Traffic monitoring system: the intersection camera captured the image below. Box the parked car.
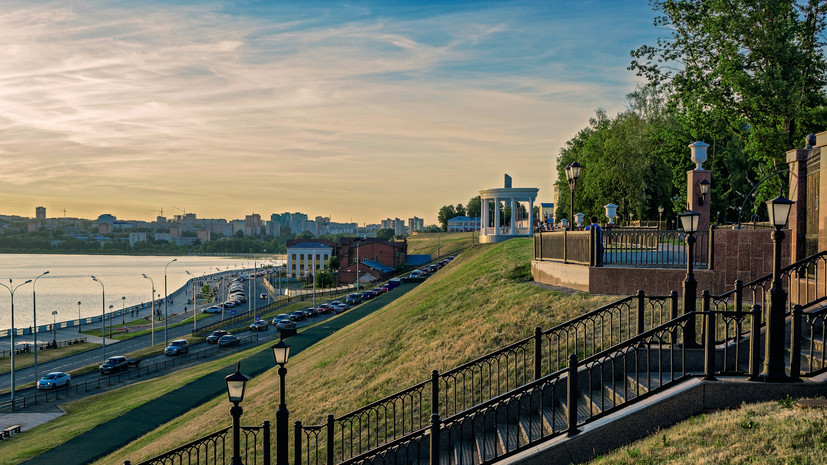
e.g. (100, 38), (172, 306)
(165, 339), (189, 355)
(276, 319), (297, 330)
(37, 372), (71, 389)
(218, 334), (240, 347)
(223, 300), (238, 308)
(250, 320), (269, 331)
(206, 330), (229, 343)
(303, 307), (318, 318)
(202, 306), (222, 314)
(272, 314), (290, 324)
(346, 294), (362, 305)
(361, 291), (375, 300)
(290, 310), (306, 321)
(334, 304), (348, 314)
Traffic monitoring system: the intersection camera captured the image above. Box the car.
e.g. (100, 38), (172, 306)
(372, 287), (385, 295)
(259, 293), (268, 300)
(250, 320), (269, 331)
(317, 303), (332, 314)
(165, 339), (189, 355)
(346, 294), (362, 305)
(99, 356), (141, 374)
(218, 334), (240, 347)
(276, 319), (296, 330)
(381, 284), (390, 292)
(272, 314), (290, 324)
(330, 301), (342, 306)
(207, 330), (229, 343)
(290, 311), (306, 321)
(223, 300), (238, 308)
(361, 291), (375, 300)
(303, 307), (318, 318)
(233, 296), (248, 304)
(201, 306), (222, 314)
(334, 304), (348, 314)
(409, 270), (422, 279)
(37, 372), (71, 390)
(429, 265), (439, 273)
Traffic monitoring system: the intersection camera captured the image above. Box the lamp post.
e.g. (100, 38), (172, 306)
(121, 296), (126, 325)
(186, 271), (198, 332)
(77, 301), (82, 333)
(564, 161), (582, 230)
(91, 276), (106, 362)
(658, 206), (664, 230)
(164, 258), (177, 349)
(678, 210), (700, 347)
(355, 237), (366, 291)
(32, 270), (49, 383)
(697, 179), (710, 206)
(761, 195), (795, 381)
(108, 305), (113, 338)
(2, 278), (32, 408)
(51, 311), (58, 344)
(272, 340), (291, 465)
(142, 274), (156, 346)
(224, 362), (250, 465)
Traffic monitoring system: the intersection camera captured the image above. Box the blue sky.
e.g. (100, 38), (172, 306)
(0, 0), (660, 224)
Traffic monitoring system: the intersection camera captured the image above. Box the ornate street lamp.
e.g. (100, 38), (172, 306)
(565, 161), (582, 230)
(2, 278), (32, 408)
(91, 276), (106, 362)
(678, 210), (701, 347)
(32, 270), (49, 383)
(761, 195), (795, 381)
(51, 311), (58, 344)
(698, 179), (710, 206)
(658, 206), (664, 230)
(272, 340), (291, 465)
(225, 362), (250, 465)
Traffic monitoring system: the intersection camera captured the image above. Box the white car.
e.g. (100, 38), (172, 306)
(37, 372), (71, 390)
(201, 306), (222, 314)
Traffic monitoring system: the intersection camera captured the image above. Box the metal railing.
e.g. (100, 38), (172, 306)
(1, 337), (88, 359)
(0, 334), (259, 412)
(125, 421), (270, 465)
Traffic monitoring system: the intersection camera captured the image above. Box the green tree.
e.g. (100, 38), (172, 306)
(455, 203), (466, 216)
(466, 196), (481, 217)
(437, 205), (458, 231)
(375, 228), (395, 240)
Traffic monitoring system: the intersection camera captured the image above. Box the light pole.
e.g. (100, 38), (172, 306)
(121, 296), (126, 325)
(77, 301), (82, 333)
(142, 274), (156, 346)
(225, 362), (250, 465)
(108, 305), (114, 338)
(51, 311), (58, 344)
(678, 210), (700, 347)
(164, 258), (177, 349)
(761, 195), (795, 381)
(658, 206), (664, 230)
(186, 271), (198, 332)
(272, 340), (291, 465)
(355, 237), (366, 291)
(2, 278), (32, 408)
(565, 161), (582, 230)
(91, 276), (106, 361)
(32, 270), (49, 383)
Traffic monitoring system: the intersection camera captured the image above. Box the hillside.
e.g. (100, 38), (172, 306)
(406, 231), (476, 258)
(97, 238), (617, 463)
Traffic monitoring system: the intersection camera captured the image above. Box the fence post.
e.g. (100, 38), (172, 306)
(749, 305), (762, 381)
(636, 290), (645, 335)
(790, 305), (803, 381)
(263, 420), (271, 465)
(534, 327), (542, 379)
(563, 230), (568, 264)
(588, 228), (595, 267)
(430, 413), (441, 465)
(294, 421), (302, 465)
(566, 354), (579, 437)
(431, 370), (440, 416)
(734, 279), (743, 314)
(326, 414), (335, 465)
(703, 290), (716, 380)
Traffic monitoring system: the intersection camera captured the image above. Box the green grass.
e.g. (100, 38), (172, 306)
(92, 239), (616, 464)
(589, 397), (827, 464)
(406, 231), (476, 258)
(0, 342), (100, 375)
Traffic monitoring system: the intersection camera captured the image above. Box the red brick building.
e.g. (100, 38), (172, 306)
(337, 237), (407, 285)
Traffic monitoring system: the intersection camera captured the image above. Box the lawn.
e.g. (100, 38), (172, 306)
(406, 231), (476, 258)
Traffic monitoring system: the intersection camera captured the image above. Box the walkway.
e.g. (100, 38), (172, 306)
(20, 283), (417, 465)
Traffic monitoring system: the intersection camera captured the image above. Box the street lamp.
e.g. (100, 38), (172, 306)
(225, 362), (250, 465)
(697, 179), (710, 206)
(91, 276), (106, 361)
(761, 194), (795, 381)
(164, 258), (178, 349)
(51, 311), (58, 344)
(658, 206), (664, 230)
(272, 340), (291, 465)
(565, 161), (582, 229)
(142, 274), (156, 346)
(32, 270), (49, 383)
(186, 271), (198, 332)
(108, 305), (114, 338)
(2, 278), (32, 408)
(678, 210), (700, 347)
(77, 301), (82, 333)
(355, 237), (367, 292)
(121, 296), (126, 325)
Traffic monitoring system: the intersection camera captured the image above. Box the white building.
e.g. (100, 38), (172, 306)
(286, 242), (334, 278)
(447, 216), (481, 232)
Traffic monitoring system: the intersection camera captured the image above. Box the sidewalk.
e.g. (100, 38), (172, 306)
(19, 283), (418, 465)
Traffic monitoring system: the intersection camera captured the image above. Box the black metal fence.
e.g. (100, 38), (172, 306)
(0, 334), (259, 412)
(125, 421), (270, 465)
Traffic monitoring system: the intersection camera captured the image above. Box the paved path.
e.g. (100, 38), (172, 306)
(20, 283), (417, 465)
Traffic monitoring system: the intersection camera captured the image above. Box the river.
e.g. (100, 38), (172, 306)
(0, 254), (283, 330)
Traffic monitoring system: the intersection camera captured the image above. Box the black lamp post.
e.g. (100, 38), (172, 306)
(225, 362), (250, 465)
(761, 194), (795, 381)
(658, 206), (664, 230)
(272, 340), (291, 465)
(679, 210), (700, 347)
(565, 161), (582, 230)
(698, 179), (710, 206)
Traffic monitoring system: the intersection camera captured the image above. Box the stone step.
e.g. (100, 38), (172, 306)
(496, 423), (522, 453)
(453, 439), (478, 465)
(474, 431), (500, 463)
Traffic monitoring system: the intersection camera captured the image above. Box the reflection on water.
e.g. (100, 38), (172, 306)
(0, 254), (282, 329)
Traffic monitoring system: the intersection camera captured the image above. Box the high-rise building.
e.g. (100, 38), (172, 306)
(36, 206), (46, 220)
(408, 217), (424, 233)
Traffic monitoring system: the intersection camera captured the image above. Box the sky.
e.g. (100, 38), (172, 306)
(0, 0), (660, 226)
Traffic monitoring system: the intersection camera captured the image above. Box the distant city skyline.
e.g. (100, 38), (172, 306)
(0, 1), (659, 224)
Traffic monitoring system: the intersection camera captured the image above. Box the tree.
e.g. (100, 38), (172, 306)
(455, 203), (466, 217)
(630, 0), (827, 175)
(466, 196), (481, 218)
(437, 205), (458, 231)
(375, 228), (395, 240)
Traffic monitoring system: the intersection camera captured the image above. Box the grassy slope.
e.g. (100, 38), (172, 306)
(96, 238), (616, 464)
(406, 231), (476, 258)
(590, 397), (827, 464)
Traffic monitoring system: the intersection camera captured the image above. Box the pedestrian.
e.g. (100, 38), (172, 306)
(584, 216), (602, 231)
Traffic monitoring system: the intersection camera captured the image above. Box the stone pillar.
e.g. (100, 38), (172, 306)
(687, 170), (711, 231)
(481, 198), (488, 235)
(529, 198), (534, 233)
(494, 198), (501, 236)
(787, 147), (810, 262)
(510, 198), (516, 235)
